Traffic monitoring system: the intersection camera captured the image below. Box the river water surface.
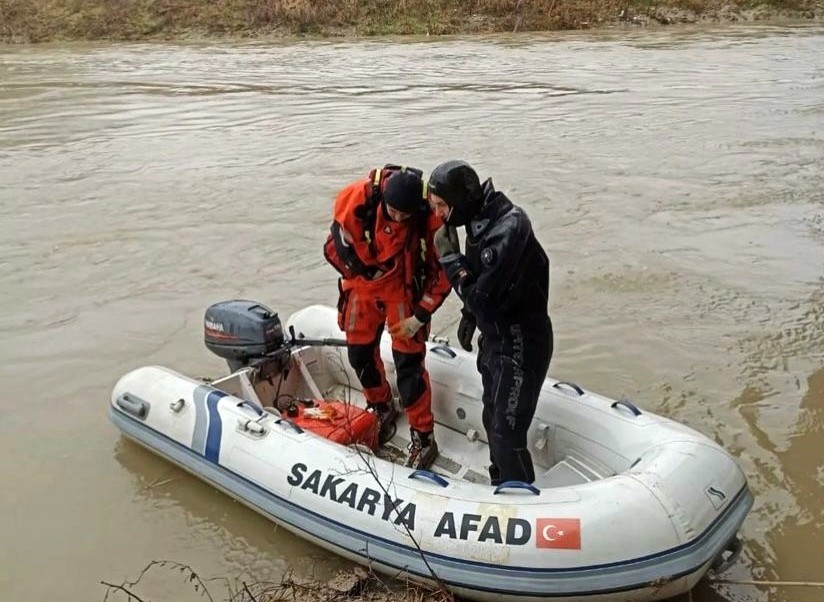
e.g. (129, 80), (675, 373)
(1, 23), (823, 602)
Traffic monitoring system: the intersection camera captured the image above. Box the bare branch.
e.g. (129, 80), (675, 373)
(99, 580), (150, 602)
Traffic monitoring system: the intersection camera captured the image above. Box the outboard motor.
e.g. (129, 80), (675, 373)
(204, 300), (291, 375)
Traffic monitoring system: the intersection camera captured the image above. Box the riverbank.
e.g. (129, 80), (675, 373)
(1, 0), (822, 43)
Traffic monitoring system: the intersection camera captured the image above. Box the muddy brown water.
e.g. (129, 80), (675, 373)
(1, 23), (823, 602)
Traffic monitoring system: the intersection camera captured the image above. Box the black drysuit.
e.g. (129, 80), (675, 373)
(451, 180), (553, 485)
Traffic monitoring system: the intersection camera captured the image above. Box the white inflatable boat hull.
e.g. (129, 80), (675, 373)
(109, 305), (752, 602)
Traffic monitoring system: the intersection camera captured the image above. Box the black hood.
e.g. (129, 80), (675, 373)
(427, 160), (483, 226)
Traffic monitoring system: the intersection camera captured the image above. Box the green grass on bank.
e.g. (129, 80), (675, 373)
(0, 0), (820, 43)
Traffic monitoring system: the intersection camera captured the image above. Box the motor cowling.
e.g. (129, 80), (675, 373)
(204, 300), (287, 371)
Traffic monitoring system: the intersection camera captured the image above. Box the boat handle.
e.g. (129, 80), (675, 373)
(553, 381), (584, 396)
(116, 393), (149, 419)
(494, 481), (541, 495)
(611, 400), (642, 416)
(236, 400), (264, 416)
(409, 470), (449, 488)
(711, 536), (743, 574)
(431, 344), (456, 359)
(276, 418), (304, 434)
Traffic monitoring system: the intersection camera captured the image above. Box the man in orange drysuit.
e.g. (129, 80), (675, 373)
(323, 166), (451, 469)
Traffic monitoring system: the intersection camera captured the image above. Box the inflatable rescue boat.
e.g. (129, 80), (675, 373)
(109, 301), (752, 602)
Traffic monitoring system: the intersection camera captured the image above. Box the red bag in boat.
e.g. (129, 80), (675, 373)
(290, 400), (379, 450)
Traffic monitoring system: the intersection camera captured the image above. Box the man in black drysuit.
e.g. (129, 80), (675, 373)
(427, 160), (553, 486)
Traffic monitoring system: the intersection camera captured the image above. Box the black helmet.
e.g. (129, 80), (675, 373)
(383, 170), (425, 215)
(427, 160), (483, 226)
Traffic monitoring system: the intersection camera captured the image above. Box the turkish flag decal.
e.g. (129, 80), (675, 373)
(535, 518), (581, 549)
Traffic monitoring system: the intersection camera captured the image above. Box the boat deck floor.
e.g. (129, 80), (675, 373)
(212, 368), (606, 490)
(324, 385), (585, 488)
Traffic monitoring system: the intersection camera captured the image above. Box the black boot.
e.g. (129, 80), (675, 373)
(366, 401), (397, 445)
(405, 429), (438, 470)
(488, 464), (502, 486)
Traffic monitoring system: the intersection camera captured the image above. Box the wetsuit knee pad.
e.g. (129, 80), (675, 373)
(347, 343), (383, 389)
(392, 350), (427, 408)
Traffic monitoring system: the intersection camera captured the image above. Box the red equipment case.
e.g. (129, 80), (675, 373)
(289, 400), (379, 450)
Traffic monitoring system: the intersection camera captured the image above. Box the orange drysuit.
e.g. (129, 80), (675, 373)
(324, 169), (451, 432)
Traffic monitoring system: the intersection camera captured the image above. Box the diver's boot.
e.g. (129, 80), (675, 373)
(488, 464), (502, 486)
(404, 428), (439, 470)
(366, 401), (397, 445)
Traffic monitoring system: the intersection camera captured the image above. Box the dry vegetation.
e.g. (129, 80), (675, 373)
(0, 0), (821, 43)
(100, 560), (457, 602)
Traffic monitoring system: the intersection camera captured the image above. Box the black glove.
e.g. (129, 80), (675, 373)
(457, 313), (476, 351)
(434, 224), (460, 259)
